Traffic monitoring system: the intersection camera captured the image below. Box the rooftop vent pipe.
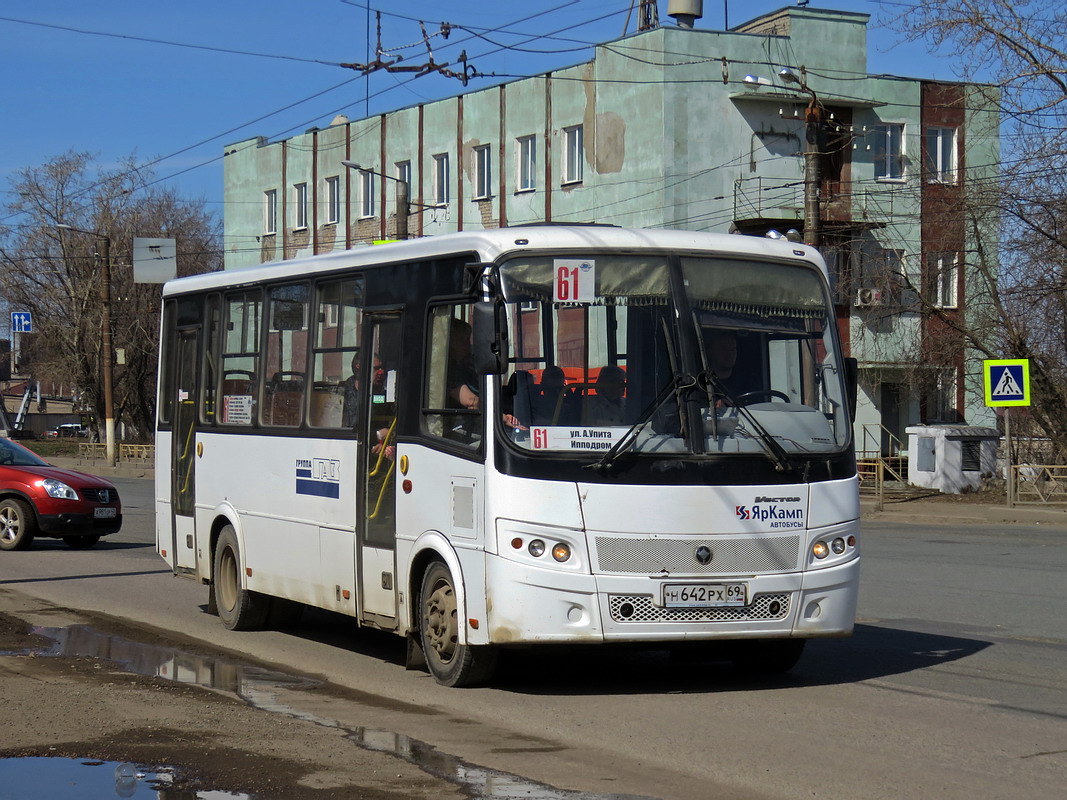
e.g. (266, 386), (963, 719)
(668, 0), (704, 28)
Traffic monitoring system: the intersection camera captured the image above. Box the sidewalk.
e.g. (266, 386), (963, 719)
(47, 455), (154, 481)
(861, 494), (1067, 529)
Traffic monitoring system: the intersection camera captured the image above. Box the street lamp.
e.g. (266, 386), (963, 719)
(55, 223), (116, 466)
(341, 160), (410, 240)
(778, 67), (823, 248)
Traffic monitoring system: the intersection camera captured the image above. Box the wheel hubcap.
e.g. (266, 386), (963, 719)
(425, 579), (458, 663)
(0, 509), (19, 544)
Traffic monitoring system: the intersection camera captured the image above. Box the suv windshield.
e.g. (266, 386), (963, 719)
(495, 252), (849, 460)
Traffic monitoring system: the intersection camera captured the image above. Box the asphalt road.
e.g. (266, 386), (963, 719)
(1, 476), (1065, 800)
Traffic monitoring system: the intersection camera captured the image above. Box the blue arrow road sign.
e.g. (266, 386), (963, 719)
(10, 311), (32, 333)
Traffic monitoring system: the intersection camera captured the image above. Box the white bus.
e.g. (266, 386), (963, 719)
(156, 226), (859, 686)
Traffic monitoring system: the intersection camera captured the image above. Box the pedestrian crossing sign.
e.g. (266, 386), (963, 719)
(983, 359), (1030, 407)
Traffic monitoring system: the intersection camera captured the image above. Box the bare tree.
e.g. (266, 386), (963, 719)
(0, 151), (221, 441)
(884, 0), (1067, 459)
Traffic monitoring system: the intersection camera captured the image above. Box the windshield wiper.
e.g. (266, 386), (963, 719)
(589, 373), (693, 474)
(699, 370), (794, 473)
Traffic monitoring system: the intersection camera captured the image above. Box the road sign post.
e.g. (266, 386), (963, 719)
(984, 359), (1031, 508)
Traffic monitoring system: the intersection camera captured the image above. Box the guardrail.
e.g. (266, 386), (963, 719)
(1009, 464), (1067, 507)
(77, 442), (155, 462)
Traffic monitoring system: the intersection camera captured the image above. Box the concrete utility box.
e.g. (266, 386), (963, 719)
(906, 425), (999, 493)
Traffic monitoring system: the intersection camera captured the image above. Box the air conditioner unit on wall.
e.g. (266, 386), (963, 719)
(855, 288), (883, 307)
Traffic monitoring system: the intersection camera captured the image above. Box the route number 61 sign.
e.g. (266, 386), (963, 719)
(553, 259), (596, 303)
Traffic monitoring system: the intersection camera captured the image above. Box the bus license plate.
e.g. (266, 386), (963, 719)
(94, 507), (117, 519)
(663, 583), (746, 608)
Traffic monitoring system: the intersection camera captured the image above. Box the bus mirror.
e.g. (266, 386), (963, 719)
(844, 357), (858, 422)
(472, 301), (507, 375)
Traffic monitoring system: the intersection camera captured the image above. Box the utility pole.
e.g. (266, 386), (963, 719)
(56, 224), (116, 466)
(779, 67), (823, 248)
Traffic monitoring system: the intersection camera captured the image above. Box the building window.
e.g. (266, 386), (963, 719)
(263, 189), (277, 235)
(873, 123), (905, 181)
(433, 153), (450, 206)
(930, 369), (958, 423)
(927, 252), (958, 308)
(517, 135), (536, 192)
(925, 126), (957, 184)
(293, 182), (308, 229)
(474, 144), (492, 200)
(325, 176), (340, 224)
(563, 125), (584, 184)
(395, 160), (411, 191)
(359, 170), (375, 218)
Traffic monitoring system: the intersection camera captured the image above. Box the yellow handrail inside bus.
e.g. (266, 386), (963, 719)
(178, 402), (196, 496)
(368, 417), (397, 478)
(368, 459), (395, 520)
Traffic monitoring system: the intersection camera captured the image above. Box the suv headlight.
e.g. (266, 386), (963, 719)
(42, 479), (78, 500)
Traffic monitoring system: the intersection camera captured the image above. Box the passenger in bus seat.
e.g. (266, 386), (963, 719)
(583, 366), (627, 426)
(341, 351), (363, 427)
(533, 365), (578, 426)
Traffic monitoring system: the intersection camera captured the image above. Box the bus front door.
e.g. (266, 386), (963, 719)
(172, 327), (199, 572)
(358, 314), (401, 624)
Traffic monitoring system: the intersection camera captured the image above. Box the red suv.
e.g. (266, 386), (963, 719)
(0, 437), (122, 550)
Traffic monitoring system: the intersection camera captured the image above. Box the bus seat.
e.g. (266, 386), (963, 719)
(311, 386), (344, 427)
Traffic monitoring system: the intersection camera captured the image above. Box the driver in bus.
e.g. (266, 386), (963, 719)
(448, 319), (524, 429)
(705, 328), (741, 403)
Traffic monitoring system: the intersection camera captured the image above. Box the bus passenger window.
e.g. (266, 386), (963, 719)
(262, 283), (309, 427)
(309, 277), (363, 429)
(219, 290), (261, 425)
(424, 305), (482, 447)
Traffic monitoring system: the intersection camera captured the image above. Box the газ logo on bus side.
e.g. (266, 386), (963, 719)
(295, 458), (341, 499)
(736, 496), (804, 529)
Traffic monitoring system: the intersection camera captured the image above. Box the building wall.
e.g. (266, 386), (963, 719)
(221, 6), (1000, 448)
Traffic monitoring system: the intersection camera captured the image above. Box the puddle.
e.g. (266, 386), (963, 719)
(0, 757), (248, 798)
(24, 624), (654, 800)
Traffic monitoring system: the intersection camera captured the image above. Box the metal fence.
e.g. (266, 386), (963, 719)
(77, 442), (155, 462)
(1009, 464), (1067, 507)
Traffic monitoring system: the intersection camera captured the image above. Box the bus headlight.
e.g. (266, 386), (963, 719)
(812, 541), (829, 559)
(831, 537), (846, 554)
(551, 543), (571, 562)
(528, 539), (546, 557)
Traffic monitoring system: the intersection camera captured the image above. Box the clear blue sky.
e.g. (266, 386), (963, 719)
(2, 0), (958, 214)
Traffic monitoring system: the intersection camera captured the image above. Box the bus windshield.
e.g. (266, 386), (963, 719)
(496, 252), (850, 459)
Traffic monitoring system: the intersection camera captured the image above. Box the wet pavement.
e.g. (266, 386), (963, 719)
(0, 757), (248, 799)
(10, 623), (653, 800)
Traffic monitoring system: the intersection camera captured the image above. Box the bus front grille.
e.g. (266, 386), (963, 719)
(594, 535), (801, 575)
(607, 593), (791, 623)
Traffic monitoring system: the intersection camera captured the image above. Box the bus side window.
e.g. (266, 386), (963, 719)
(262, 283), (309, 427)
(424, 304), (482, 447)
(309, 277), (363, 429)
(219, 290), (261, 426)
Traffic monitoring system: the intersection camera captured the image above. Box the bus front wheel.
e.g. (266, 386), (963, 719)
(419, 561), (497, 687)
(213, 526), (269, 631)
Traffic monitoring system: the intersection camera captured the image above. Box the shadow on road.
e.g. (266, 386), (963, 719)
(197, 602), (991, 695)
(488, 623), (992, 695)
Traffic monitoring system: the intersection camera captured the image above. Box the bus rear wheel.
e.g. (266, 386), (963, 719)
(213, 526), (269, 631)
(419, 561), (497, 687)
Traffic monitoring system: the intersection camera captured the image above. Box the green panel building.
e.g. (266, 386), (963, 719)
(223, 4), (1000, 446)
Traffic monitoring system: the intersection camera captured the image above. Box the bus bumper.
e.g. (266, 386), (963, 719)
(483, 555), (859, 644)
